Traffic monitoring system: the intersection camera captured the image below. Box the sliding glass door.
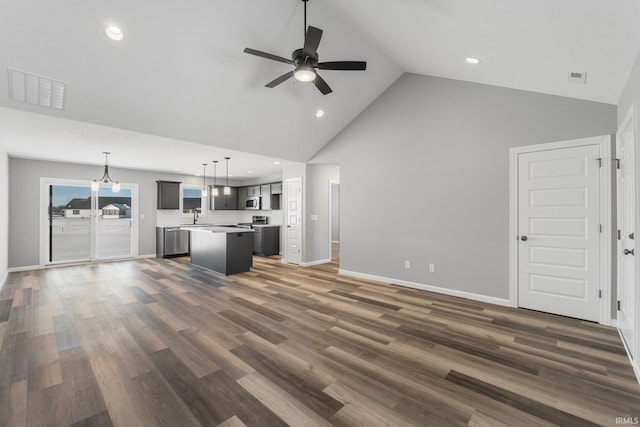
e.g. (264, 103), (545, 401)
(48, 184), (93, 263)
(44, 179), (137, 265)
(96, 186), (133, 259)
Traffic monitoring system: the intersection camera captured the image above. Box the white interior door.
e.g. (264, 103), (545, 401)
(286, 177), (302, 264)
(617, 109), (636, 356)
(518, 144), (601, 321)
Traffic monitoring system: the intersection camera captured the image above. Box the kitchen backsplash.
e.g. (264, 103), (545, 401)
(157, 209), (283, 227)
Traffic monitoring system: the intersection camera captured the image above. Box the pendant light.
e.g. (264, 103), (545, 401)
(92, 152), (120, 193)
(201, 163), (208, 198)
(224, 157), (231, 195)
(212, 160), (219, 197)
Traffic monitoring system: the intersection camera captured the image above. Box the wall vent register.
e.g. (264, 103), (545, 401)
(7, 67), (67, 109)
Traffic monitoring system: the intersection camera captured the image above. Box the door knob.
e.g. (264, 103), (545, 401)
(624, 248), (635, 256)
(520, 235), (528, 241)
(630, 232), (635, 240)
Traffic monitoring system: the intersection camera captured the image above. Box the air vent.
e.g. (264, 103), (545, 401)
(7, 68), (67, 110)
(568, 71), (587, 85)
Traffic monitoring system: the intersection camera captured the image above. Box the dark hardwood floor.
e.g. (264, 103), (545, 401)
(0, 254), (639, 426)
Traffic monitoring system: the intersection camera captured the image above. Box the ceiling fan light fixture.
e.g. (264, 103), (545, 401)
(294, 64), (316, 82)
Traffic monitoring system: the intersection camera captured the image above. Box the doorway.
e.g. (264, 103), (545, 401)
(285, 177), (302, 265)
(41, 178), (138, 265)
(329, 181), (340, 263)
(617, 105), (636, 357)
(510, 136), (612, 324)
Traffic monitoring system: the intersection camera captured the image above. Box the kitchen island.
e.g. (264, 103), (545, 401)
(182, 226), (254, 275)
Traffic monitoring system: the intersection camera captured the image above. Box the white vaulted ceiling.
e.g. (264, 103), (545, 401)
(0, 0), (639, 173)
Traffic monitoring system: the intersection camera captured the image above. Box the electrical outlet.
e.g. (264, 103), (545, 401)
(404, 260), (411, 269)
(429, 264), (435, 273)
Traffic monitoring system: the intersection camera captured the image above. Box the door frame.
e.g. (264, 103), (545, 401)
(39, 177), (139, 266)
(509, 136), (612, 325)
(283, 177), (303, 265)
(617, 104), (639, 368)
(328, 180), (339, 261)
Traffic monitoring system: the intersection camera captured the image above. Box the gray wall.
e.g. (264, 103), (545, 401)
(312, 73), (617, 299)
(305, 164), (339, 263)
(331, 183), (340, 242)
(8, 158), (221, 268)
(0, 141), (8, 282)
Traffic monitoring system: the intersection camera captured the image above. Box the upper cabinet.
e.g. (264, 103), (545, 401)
(237, 187), (247, 210)
(271, 182), (283, 195)
(157, 181), (181, 210)
(247, 186), (261, 197)
(212, 186), (237, 210)
(261, 184), (271, 210)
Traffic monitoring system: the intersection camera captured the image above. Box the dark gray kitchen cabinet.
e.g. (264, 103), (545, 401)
(271, 182), (283, 194)
(156, 181), (181, 210)
(247, 185), (261, 197)
(237, 186), (247, 210)
(253, 226), (280, 256)
(260, 184), (271, 210)
(212, 186), (237, 210)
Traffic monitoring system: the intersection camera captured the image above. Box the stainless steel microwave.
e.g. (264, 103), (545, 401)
(245, 196), (261, 210)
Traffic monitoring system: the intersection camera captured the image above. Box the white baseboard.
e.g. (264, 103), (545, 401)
(137, 254), (157, 259)
(338, 269), (511, 307)
(610, 318), (618, 328)
(8, 265), (43, 273)
(302, 259), (331, 267)
(331, 240), (339, 244)
(0, 269), (8, 290)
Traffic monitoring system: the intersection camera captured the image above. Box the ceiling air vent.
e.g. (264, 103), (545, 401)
(7, 68), (67, 110)
(568, 71), (587, 85)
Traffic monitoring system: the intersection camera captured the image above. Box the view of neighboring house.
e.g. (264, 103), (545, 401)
(63, 197), (132, 219)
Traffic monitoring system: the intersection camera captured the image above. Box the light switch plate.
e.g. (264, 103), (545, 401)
(310, 214), (318, 221)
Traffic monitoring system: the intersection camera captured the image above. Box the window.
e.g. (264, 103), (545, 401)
(73, 209), (80, 215)
(182, 187), (205, 216)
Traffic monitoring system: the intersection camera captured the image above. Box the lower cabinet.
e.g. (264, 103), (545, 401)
(252, 226), (280, 256)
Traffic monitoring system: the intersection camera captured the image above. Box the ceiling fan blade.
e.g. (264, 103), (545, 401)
(244, 48), (294, 65)
(303, 26), (323, 57)
(313, 73), (332, 95)
(265, 71), (295, 88)
(318, 61), (367, 71)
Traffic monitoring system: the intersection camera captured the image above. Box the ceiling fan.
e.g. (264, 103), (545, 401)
(243, 0), (366, 95)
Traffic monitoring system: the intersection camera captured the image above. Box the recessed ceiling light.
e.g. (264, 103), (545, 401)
(105, 25), (124, 41)
(174, 168), (181, 171)
(274, 161), (281, 165)
(316, 109), (325, 118)
(248, 171), (253, 174)
(465, 57), (481, 64)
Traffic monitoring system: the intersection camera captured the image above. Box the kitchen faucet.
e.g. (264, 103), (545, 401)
(193, 210), (199, 224)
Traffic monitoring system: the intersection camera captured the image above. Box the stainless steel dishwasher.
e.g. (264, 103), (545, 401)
(156, 227), (190, 257)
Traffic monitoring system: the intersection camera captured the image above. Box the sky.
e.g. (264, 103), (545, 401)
(52, 185), (132, 206)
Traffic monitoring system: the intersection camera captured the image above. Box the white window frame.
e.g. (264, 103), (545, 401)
(181, 184), (207, 217)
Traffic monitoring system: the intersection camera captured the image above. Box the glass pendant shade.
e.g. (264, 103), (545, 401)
(201, 163), (207, 198)
(212, 160), (218, 197)
(224, 157), (231, 196)
(112, 182), (120, 193)
(91, 180), (99, 192)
